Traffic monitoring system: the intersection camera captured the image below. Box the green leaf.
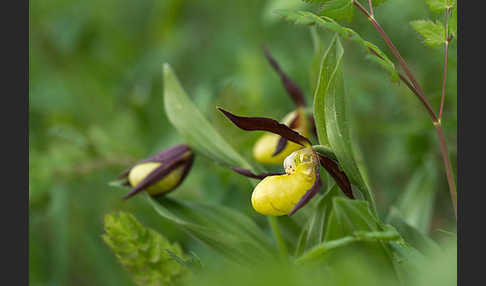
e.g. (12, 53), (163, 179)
(324, 198), (382, 241)
(410, 20), (446, 46)
(372, 0), (389, 6)
(386, 207), (441, 255)
(318, 36), (377, 214)
(295, 185), (343, 256)
(301, 0), (328, 3)
(425, 0), (456, 13)
(296, 198), (400, 269)
(309, 27), (326, 96)
(302, 0), (388, 8)
(324, 198), (398, 276)
(163, 64), (252, 169)
(277, 10), (398, 81)
(313, 144), (337, 161)
(146, 195), (277, 264)
(319, 0), (354, 22)
(393, 162), (438, 234)
(449, 6), (457, 37)
(312, 34), (337, 147)
(103, 211), (190, 286)
(263, 0), (307, 23)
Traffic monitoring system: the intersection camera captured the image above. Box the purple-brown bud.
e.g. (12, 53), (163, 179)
(117, 144), (194, 199)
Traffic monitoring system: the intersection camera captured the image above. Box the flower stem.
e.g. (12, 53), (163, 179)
(268, 216), (289, 260)
(353, 0), (437, 122)
(368, 0), (374, 17)
(353, 0), (457, 218)
(435, 123), (457, 216)
(294, 229), (400, 264)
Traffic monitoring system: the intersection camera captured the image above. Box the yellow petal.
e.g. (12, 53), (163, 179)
(253, 133), (303, 165)
(128, 162), (185, 196)
(252, 109), (310, 165)
(251, 164), (316, 216)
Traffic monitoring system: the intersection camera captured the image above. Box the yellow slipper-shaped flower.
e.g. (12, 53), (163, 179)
(252, 148), (317, 216)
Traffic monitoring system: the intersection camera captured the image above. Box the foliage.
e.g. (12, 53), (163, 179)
(410, 20), (446, 46)
(103, 212), (190, 286)
(425, 0), (456, 13)
(30, 0), (457, 285)
(276, 9), (399, 81)
(147, 195), (276, 264)
(411, 0), (456, 47)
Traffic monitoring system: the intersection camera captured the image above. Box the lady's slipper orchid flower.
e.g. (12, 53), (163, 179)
(218, 108), (353, 216)
(117, 144), (194, 199)
(252, 148), (318, 216)
(251, 47), (314, 165)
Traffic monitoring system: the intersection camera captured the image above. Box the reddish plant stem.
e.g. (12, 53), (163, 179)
(353, 0), (457, 218)
(353, 0), (437, 122)
(439, 8), (451, 121)
(368, 0), (374, 16)
(435, 124), (457, 216)
(367, 46), (422, 99)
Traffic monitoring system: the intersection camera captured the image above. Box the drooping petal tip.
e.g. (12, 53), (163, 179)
(263, 45), (306, 107)
(231, 167), (285, 180)
(217, 107), (311, 147)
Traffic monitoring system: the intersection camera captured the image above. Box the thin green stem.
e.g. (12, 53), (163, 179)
(295, 237), (355, 264)
(268, 216), (289, 260)
(294, 229), (400, 264)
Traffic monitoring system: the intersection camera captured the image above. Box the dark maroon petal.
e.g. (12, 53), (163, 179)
(117, 144), (191, 179)
(288, 151), (322, 216)
(231, 167), (285, 180)
(218, 108), (311, 147)
(122, 153), (193, 200)
(152, 154), (195, 198)
(318, 154), (354, 199)
(263, 46), (306, 107)
(272, 137), (289, 157)
(308, 115), (318, 139)
(272, 112), (300, 157)
(147, 144), (191, 164)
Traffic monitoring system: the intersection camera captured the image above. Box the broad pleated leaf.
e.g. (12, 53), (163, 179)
(147, 195), (277, 264)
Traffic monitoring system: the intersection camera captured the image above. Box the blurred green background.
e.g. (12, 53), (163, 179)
(29, 0), (456, 285)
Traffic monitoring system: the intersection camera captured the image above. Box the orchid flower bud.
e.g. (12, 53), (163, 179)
(118, 144), (194, 199)
(251, 148), (317, 216)
(253, 109), (310, 165)
(127, 162), (187, 196)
